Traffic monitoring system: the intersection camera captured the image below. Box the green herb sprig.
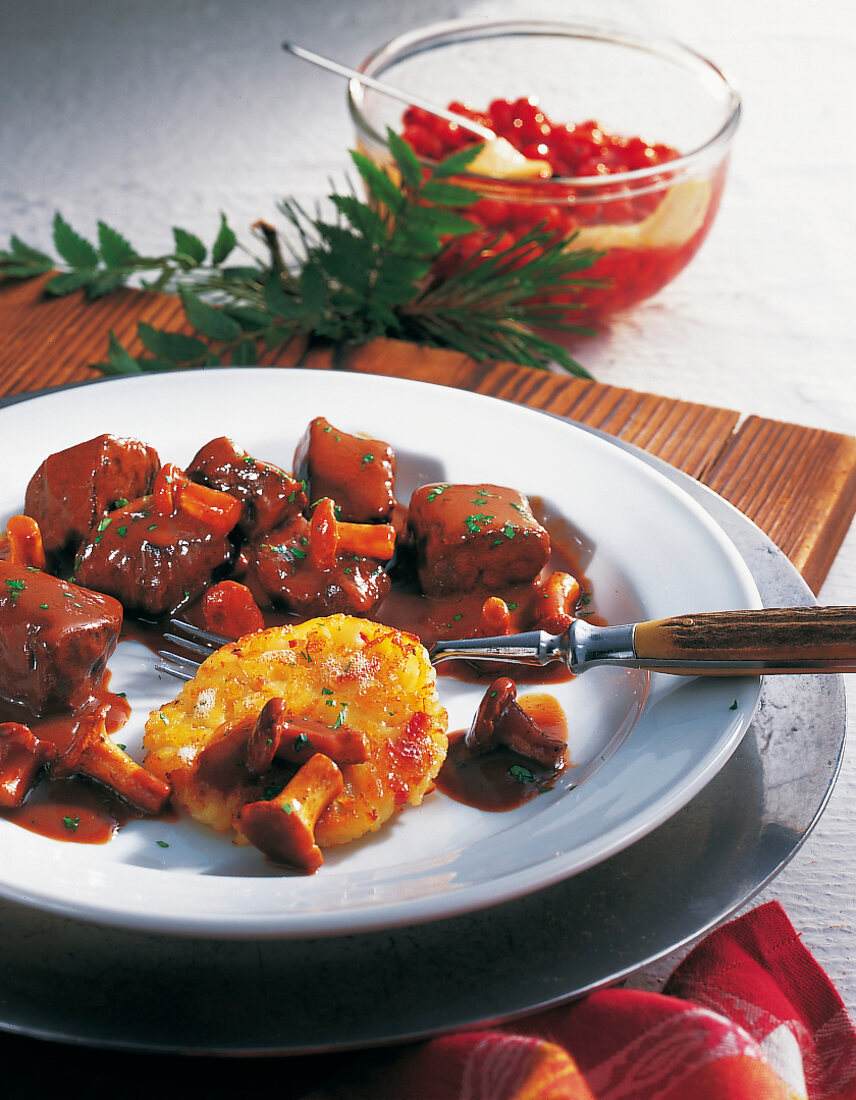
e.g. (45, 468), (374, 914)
(0, 131), (603, 377)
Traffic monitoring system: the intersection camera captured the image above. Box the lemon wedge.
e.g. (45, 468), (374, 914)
(573, 178), (712, 252)
(466, 136), (551, 180)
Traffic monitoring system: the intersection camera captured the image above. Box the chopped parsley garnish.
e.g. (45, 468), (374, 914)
(465, 512), (494, 533)
(4, 578), (26, 603)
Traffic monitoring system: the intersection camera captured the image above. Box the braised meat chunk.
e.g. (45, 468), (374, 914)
(407, 483), (551, 597)
(24, 434), (159, 567)
(73, 495), (233, 619)
(294, 416), (395, 523)
(243, 513), (391, 618)
(0, 561), (122, 716)
(187, 436), (306, 539)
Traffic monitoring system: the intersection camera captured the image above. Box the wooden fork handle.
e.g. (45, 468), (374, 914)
(633, 606), (856, 673)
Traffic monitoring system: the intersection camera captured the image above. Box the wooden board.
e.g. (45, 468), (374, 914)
(2, 274), (855, 593)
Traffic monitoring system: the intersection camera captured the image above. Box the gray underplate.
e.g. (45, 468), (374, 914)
(0, 397), (846, 1056)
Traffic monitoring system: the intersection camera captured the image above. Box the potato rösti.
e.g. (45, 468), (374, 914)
(143, 615), (448, 865)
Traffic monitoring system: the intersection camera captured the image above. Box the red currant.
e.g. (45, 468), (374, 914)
(488, 97), (515, 137)
(511, 96), (551, 144)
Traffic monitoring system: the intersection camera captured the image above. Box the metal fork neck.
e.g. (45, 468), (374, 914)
(568, 621), (636, 671)
(428, 620), (637, 672)
(429, 630), (563, 666)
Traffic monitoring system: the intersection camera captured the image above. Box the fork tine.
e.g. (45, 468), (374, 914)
(161, 633), (218, 660)
(168, 618), (230, 648)
(154, 618), (232, 681)
(160, 618), (230, 661)
(157, 649), (205, 671)
(154, 655), (197, 681)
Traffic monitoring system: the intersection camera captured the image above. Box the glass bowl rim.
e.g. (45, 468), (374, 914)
(348, 17), (742, 189)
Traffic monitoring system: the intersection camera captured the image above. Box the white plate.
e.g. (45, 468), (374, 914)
(0, 369), (761, 937)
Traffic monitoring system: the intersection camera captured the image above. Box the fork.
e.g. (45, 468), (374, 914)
(156, 621), (233, 680)
(156, 606), (856, 681)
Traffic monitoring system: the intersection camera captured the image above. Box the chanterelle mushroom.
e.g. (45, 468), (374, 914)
(244, 697), (368, 775)
(465, 677), (566, 769)
(0, 722), (56, 808)
(234, 752), (344, 873)
(54, 713), (172, 815)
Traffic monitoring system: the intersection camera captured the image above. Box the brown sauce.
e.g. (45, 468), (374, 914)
(436, 693), (569, 812)
(2, 776), (135, 844)
(0, 682), (130, 755)
(0, 680), (133, 843)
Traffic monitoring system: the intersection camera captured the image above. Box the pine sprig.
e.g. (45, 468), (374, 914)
(0, 132), (604, 377)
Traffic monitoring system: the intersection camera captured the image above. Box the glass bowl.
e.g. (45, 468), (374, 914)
(349, 19), (741, 325)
